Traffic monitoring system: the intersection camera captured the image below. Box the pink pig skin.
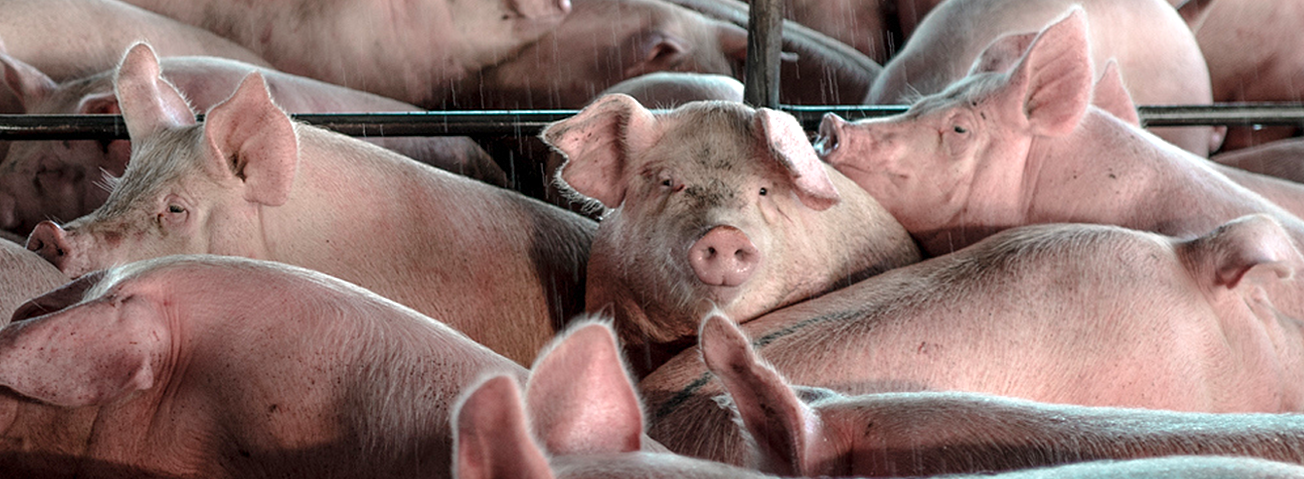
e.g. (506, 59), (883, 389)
(454, 320), (774, 479)
(641, 215), (1304, 466)
(0, 255), (525, 479)
(1192, 0), (1304, 152)
(543, 94), (919, 378)
(445, 0), (749, 109)
(119, 0), (569, 108)
(25, 45), (595, 366)
(867, 1), (1218, 157)
(0, 0), (269, 84)
(1214, 138), (1304, 188)
(0, 45), (506, 237)
(701, 315), (1304, 477)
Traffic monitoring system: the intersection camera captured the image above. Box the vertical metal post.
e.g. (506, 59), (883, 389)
(743, 0), (783, 109)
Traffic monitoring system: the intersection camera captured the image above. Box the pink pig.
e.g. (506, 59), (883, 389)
(0, 255), (525, 478)
(702, 314), (1304, 477)
(24, 45), (596, 366)
(119, 0), (569, 108)
(641, 215), (1304, 465)
(819, 10), (1304, 260)
(543, 94), (919, 377)
(454, 320), (774, 479)
(0, 239), (64, 321)
(867, 2), (1219, 156)
(0, 43), (506, 237)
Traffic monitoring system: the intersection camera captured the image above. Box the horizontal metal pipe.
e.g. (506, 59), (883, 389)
(1, 104), (1302, 140)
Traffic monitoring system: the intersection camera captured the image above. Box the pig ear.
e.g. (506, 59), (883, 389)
(699, 314), (819, 477)
(115, 42), (196, 140)
(455, 376), (555, 479)
(624, 31), (691, 79)
(969, 31), (1037, 75)
(203, 72), (298, 207)
(1092, 60), (1140, 127)
(10, 270), (107, 324)
(525, 321), (643, 455)
(1185, 214), (1301, 290)
(756, 108), (839, 211)
(545, 94), (658, 209)
(0, 289), (164, 407)
(1002, 8), (1092, 137)
(0, 51), (56, 111)
(1176, 0), (1215, 34)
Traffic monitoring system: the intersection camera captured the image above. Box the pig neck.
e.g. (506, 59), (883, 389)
(0, 398), (101, 465)
(1024, 109), (1304, 241)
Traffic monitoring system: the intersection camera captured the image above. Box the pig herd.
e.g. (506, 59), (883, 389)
(0, 0), (1303, 477)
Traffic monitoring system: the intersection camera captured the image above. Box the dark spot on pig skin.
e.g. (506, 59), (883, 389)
(238, 449), (251, 458)
(1108, 173), (1117, 179)
(863, 421), (875, 437)
(268, 404), (279, 413)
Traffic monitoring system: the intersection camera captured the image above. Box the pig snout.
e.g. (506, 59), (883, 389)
(689, 226), (760, 287)
(27, 221), (72, 270)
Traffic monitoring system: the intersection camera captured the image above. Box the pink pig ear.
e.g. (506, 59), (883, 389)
(454, 375), (555, 479)
(0, 50), (56, 111)
(969, 30), (1037, 75)
(0, 285), (165, 408)
(1002, 8), (1092, 137)
(114, 42), (196, 140)
(544, 94), (659, 209)
(10, 270), (107, 324)
(699, 314), (820, 477)
(203, 72), (299, 207)
(1091, 60), (1140, 127)
(1184, 214), (1301, 290)
(525, 320), (642, 456)
(507, 0), (570, 19)
(755, 108), (840, 211)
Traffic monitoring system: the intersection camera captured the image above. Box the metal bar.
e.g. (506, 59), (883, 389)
(742, 0), (783, 108)
(2, 104), (1304, 140)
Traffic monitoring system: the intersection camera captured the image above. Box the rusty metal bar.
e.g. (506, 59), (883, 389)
(742, 0), (783, 108)
(2, 104), (1304, 140)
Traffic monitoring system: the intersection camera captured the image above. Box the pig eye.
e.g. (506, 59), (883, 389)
(661, 179), (673, 187)
(953, 125), (968, 134)
(758, 187), (768, 196)
(167, 204), (185, 214)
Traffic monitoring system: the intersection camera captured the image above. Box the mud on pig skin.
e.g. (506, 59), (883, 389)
(0, 43), (506, 237)
(642, 215), (1304, 466)
(119, 0), (569, 108)
(701, 315), (1304, 477)
(867, 2), (1219, 156)
(543, 94), (919, 378)
(24, 49), (595, 366)
(454, 320), (775, 479)
(0, 255), (526, 479)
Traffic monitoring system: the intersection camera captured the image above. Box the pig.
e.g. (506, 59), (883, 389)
(454, 320), (774, 479)
(442, 0), (750, 109)
(742, 0), (947, 64)
(0, 43), (506, 237)
(542, 94), (920, 377)
(0, 254), (525, 478)
(1090, 58), (1304, 224)
(866, 2), (1220, 157)
(600, 72), (744, 108)
(1215, 138), (1304, 185)
(641, 215), (1304, 465)
(1191, 0), (1304, 152)
(0, 238), (64, 320)
(702, 314), (1304, 477)
(0, 0), (268, 85)
(665, 0), (884, 105)
(24, 47), (596, 366)
(819, 10), (1304, 260)
(120, 0), (569, 108)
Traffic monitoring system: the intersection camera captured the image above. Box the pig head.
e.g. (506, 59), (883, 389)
(544, 94), (919, 376)
(0, 255), (525, 478)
